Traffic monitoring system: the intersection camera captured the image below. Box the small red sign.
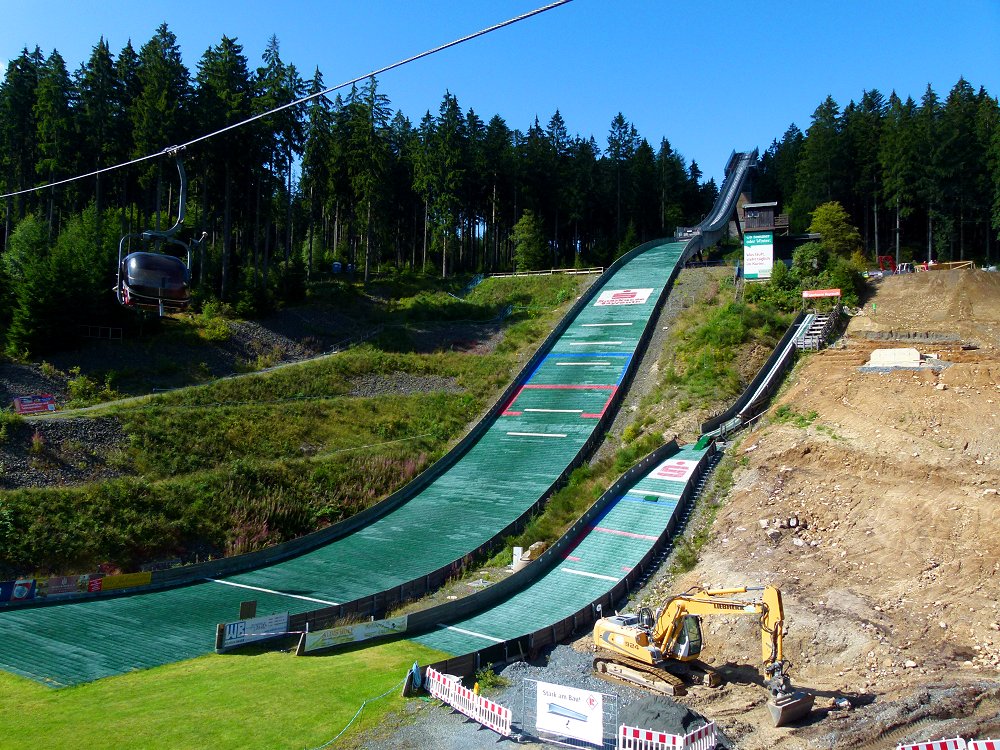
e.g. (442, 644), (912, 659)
(801, 288), (841, 299)
(87, 577), (103, 593)
(12, 394), (57, 414)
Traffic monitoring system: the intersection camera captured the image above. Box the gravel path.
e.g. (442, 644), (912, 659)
(358, 644), (732, 750)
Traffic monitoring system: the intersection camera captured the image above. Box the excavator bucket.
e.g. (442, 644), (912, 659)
(767, 689), (815, 727)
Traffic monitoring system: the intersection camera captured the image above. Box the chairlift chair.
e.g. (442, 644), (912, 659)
(116, 151), (202, 316)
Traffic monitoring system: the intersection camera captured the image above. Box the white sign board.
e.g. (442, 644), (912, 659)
(535, 680), (603, 745)
(650, 458), (698, 484)
(594, 288), (654, 306)
(301, 615), (408, 653)
(743, 231), (774, 279)
(220, 612), (289, 650)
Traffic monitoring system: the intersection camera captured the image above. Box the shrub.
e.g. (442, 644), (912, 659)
(474, 667), (510, 693)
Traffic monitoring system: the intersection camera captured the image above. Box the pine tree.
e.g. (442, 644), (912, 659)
(917, 84), (944, 261)
(132, 24), (191, 186)
(843, 90), (885, 254)
(33, 50), (75, 234)
(346, 77), (391, 282)
(482, 114), (514, 270)
(431, 91), (465, 277)
(939, 78), (982, 260)
(606, 112), (639, 240)
(300, 67), (334, 276)
(195, 34), (256, 299)
(880, 93), (920, 264)
(791, 96), (844, 229)
(0, 47), (44, 220)
(76, 38), (125, 215)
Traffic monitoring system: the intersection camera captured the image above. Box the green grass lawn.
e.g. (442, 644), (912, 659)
(0, 640), (446, 750)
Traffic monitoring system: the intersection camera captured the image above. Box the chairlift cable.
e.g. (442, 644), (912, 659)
(0, 0), (573, 201)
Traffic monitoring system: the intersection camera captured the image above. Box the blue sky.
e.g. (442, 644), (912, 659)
(2, 0), (999, 183)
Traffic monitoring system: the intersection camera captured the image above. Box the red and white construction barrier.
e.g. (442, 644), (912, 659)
(897, 740), (967, 750)
(969, 741), (999, 750)
(618, 725), (683, 749)
(425, 667), (459, 702)
(683, 722), (717, 750)
(618, 722), (716, 750)
(424, 667), (512, 737)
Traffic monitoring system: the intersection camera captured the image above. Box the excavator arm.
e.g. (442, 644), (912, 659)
(651, 585), (784, 667)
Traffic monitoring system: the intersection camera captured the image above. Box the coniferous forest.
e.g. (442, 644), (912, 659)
(1, 24), (998, 356)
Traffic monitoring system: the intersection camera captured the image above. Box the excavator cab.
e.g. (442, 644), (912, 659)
(667, 614), (704, 660)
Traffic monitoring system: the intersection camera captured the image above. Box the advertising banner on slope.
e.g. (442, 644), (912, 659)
(100, 572), (153, 591)
(743, 231), (774, 279)
(0, 579), (37, 603)
(651, 457), (699, 484)
(37, 575), (90, 599)
(218, 612), (289, 652)
(594, 288), (654, 306)
(535, 680), (603, 746)
(298, 615), (409, 654)
(12, 394), (57, 414)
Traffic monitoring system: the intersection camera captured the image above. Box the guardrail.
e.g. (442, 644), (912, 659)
(488, 267), (604, 278)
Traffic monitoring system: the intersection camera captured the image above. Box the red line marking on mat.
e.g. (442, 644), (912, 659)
(500, 386), (525, 416)
(521, 383), (615, 390)
(621, 566), (633, 573)
(593, 526), (658, 541)
(565, 555), (581, 561)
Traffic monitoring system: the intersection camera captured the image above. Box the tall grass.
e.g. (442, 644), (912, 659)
(646, 295), (791, 413)
(0, 447), (437, 575)
(0, 273), (591, 575)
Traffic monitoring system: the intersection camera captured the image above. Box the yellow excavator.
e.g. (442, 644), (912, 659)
(592, 585), (815, 727)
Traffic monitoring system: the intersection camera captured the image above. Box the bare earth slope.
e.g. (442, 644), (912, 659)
(674, 269), (1000, 748)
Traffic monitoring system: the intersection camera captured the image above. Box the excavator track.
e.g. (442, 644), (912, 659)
(593, 654), (688, 697)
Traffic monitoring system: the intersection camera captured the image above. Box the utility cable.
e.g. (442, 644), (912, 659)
(0, 0), (573, 200)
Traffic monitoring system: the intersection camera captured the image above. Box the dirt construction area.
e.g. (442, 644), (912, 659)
(666, 269), (1000, 748)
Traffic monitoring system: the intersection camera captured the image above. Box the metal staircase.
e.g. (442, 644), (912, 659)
(795, 305), (841, 350)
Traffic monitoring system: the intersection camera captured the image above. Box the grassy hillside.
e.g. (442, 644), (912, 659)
(0, 273), (590, 575)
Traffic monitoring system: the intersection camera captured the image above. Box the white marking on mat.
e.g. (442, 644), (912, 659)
(556, 361), (610, 366)
(524, 409), (583, 413)
(506, 431), (568, 438)
(581, 323), (633, 327)
(436, 625), (504, 643)
(569, 341), (622, 346)
(206, 578), (340, 606)
(560, 568), (618, 582)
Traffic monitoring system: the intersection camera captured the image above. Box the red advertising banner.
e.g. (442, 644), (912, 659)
(12, 394), (57, 414)
(801, 288), (841, 299)
(651, 458), (698, 483)
(594, 288), (654, 306)
(87, 576), (104, 593)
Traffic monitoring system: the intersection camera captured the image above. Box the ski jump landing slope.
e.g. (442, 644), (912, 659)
(0, 241), (689, 687)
